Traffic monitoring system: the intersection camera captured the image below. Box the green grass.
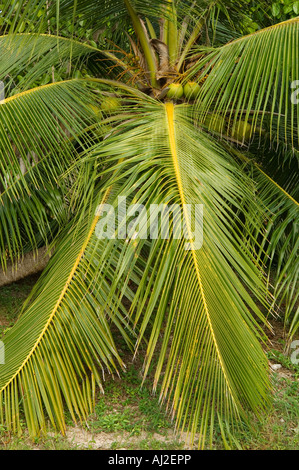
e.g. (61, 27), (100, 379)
(228, 374), (299, 450)
(86, 366), (174, 436)
(0, 276), (298, 450)
(0, 274), (39, 336)
(267, 349), (299, 377)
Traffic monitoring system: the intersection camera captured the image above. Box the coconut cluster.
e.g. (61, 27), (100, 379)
(166, 81), (201, 101)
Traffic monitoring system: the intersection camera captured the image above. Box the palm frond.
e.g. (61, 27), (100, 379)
(70, 101), (272, 447)
(0, 180), (67, 272)
(191, 17), (299, 149)
(49, 0), (169, 28)
(0, 77), (126, 266)
(0, 33), (110, 93)
(0, 193), (134, 436)
(251, 164), (298, 338)
(228, 146), (299, 340)
(0, 98), (273, 444)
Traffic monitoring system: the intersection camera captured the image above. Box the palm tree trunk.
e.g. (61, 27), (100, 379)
(0, 247), (51, 287)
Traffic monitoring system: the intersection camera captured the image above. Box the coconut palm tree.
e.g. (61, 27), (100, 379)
(0, 0), (298, 448)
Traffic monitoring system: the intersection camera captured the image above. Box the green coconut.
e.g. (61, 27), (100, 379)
(231, 121), (252, 141)
(167, 83), (184, 100)
(204, 115), (226, 134)
(88, 104), (102, 116)
(183, 81), (201, 100)
(101, 97), (120, 113)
